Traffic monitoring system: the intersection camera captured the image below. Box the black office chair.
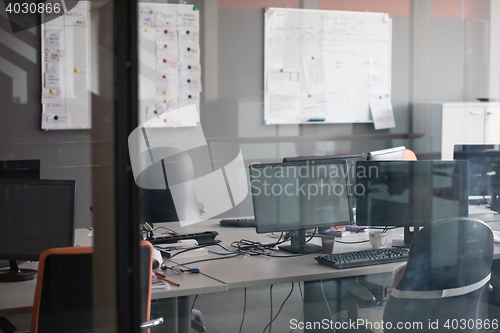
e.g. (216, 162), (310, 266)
(382, 217), (493, 332)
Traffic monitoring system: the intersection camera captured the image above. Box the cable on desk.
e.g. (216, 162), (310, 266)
(208, 250), (239, 255)
(306, 229), (316, 243)
(239, 287), (247, 333)
(263, 283), (295, 333)
(191, 294), (198, 313)
(230, 239), (280, 256)
(266, 285), (274, 333)
(159, 242), (235, 269)
(289, 282), (304, 333)
(320, 280), (333, 320)
(152, 226), (180, 235)
(335, 239), (370, 244)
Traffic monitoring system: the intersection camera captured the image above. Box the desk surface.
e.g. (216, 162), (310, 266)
(167, 219), (500, 290)
(3, 218), (500, 316)
(0, 229), (226, 316)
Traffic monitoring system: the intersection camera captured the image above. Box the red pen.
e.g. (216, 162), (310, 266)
(154, 272), (180, 286)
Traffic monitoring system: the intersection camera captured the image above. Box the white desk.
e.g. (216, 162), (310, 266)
(167, 220), (417, 289)
(2, 218), (500, 332)
(0, 228), (227, 318)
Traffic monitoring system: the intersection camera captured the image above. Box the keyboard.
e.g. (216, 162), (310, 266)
(315, 248), (409, 269)
(219, 218), (256, 228)
(148, 231), (220, 246)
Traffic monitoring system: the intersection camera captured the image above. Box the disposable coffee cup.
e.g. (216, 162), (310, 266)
(321, 234), (336, 254)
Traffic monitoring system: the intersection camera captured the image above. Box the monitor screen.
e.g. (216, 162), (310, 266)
(453, 144), (500, 196)
(283, 153), (366, 184)
(283, 153), (366, 210)
(0, 179), (75, 261)
(249, 160), (352, 234)
(356, 161), (468, 227)
(367, 146), (406, 161)
(0, 160), (40, 179)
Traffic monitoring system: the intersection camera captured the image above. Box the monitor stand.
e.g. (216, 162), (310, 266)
(392, 226), (419, 248)
(0, 260), (37, 282)
(279, 230), (323, 254)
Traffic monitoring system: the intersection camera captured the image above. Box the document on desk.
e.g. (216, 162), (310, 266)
(152, 276), (172, 291)
(369, 94), (395, 130)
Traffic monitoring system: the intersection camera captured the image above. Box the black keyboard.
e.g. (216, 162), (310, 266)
(315, 248), (409, 269)
(148, 231), (220, 245)
(219, 218), (256, 228)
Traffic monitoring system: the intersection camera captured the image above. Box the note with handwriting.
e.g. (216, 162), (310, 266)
(302, 56), (327, 95)
(156, 28), (177, 44)
(267, 69), (300, 96)
(44, 63), (61, 89)
(369, 94), (395, 130)
(42, 113), (71, 130)
(42, 89), (63, 104)
(298, 94), (327, 122)
(179, 44), (200, 63)
(177, 6), (199, 28)
(139, 5), (155, 26)
(64, 3), (88, 27)
(155, 5), (177, 26)
(266, 95), (298, 118)
(180, 64), (201, 78)
(45, 29), (62, 47)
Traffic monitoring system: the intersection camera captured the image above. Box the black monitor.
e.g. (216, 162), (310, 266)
(0, 160), (40, 179)
(249, 159), (353, 254)
(453, 144), (500, 197)
(356, 160), (468, 247)
(0, 160), (41, 269)
(0, 179), (75, 282)
(283, 153), (367, 214)
(367, 146), (406, 161)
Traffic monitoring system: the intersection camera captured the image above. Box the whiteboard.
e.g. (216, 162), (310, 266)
(41, 1), (91, 130)
(138, 3), (202, 128)
(264, 8), (392, 124)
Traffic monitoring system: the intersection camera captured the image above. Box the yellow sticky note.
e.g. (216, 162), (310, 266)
(163, 91), (168, 95)
(145, 28), (150, 33)
(164, 99), (169, 103)
(49, 89), (55, 94)
(74, 68), (79, 73)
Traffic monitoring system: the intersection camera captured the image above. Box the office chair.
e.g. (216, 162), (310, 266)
(383, 217), (493, 332)
(0, 241), (161, 333)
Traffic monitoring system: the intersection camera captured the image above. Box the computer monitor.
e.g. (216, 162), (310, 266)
(367, 146), (406, 161)
(0, 160), (40, 179)
(0, 160), (41, 269)
(453, 144), (500, 197)
(283, 153), (367, 214)
(356, 160), (468, 247)
(249, 159), (353, 254)
(0, 179), (75, 282)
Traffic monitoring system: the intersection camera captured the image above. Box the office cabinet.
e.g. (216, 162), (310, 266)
(412, 102), (500, 160)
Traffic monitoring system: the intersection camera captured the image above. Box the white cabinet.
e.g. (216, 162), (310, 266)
(484, 106), (500, 143)
(412, 102), (500, 160)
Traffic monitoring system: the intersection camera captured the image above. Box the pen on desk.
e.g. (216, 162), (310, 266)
(155, 272), (180, 287)
(308, 118), (325, 122)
